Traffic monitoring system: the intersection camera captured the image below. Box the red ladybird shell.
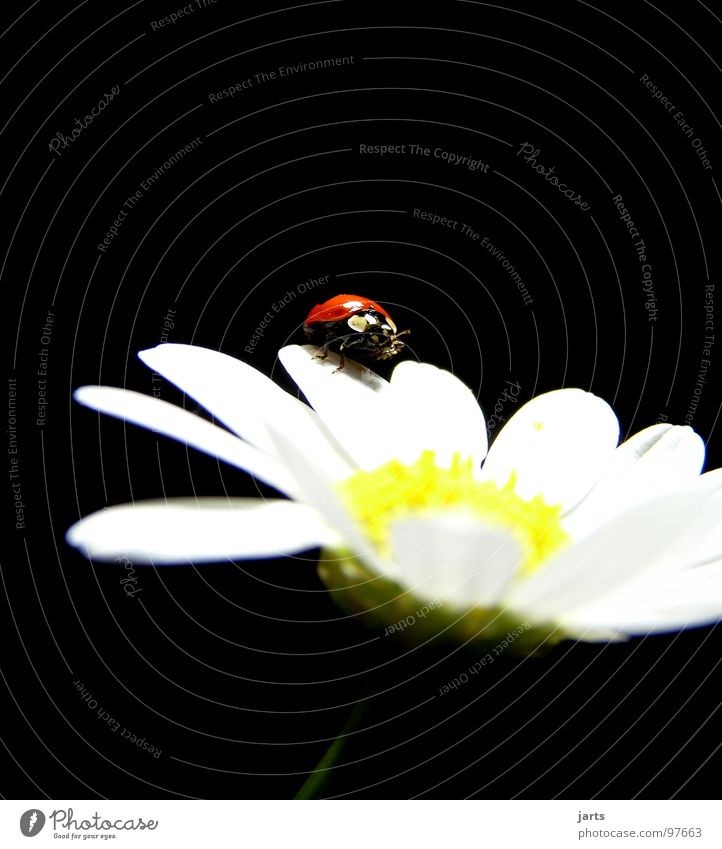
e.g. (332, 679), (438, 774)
(304, 294), (392, 325)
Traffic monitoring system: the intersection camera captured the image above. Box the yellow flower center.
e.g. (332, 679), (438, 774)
(337, 450), (570, 575)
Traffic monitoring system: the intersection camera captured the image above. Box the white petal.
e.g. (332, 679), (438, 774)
(139, 343), (351, 480)
(480, 388), (619, 510)
(278, 344), (394, 470)
(560, 489), (722, 626)
(265, 422), (389, 577)
(390, 514), (523, 607)
(506, 491), (722, 621)
(280, 345), (488, 470)
(564, 424), (705, 537)
(563, 558), (722, 634)
(651, 470), (722, 568)
(561, 589), (722, 638)
(67, 498), (339, 563)
(679, 470), (722, 566)
(694, 468), (722, 497)
(387, 361), (487, 467)
(74, 386), (300, 498)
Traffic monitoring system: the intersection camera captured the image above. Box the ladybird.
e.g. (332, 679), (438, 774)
(303, 294), (409, 371)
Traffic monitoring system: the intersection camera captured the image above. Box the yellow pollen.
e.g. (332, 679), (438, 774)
(337, 450), (570, 575)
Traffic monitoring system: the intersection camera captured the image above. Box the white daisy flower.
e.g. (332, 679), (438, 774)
(67, 343), (722, 651)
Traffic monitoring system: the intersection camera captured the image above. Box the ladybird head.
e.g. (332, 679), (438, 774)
(346, 309), (409, 357)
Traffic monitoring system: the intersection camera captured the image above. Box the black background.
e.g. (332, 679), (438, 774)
(2, 0), (722, 799)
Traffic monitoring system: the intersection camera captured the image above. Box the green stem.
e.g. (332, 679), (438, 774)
(294, 696), (372, 799)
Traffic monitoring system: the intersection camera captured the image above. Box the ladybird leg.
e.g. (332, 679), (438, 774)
(332, 340), (349, 373)
(333, 351), (346, 374)
(312, 345), (328, 362)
